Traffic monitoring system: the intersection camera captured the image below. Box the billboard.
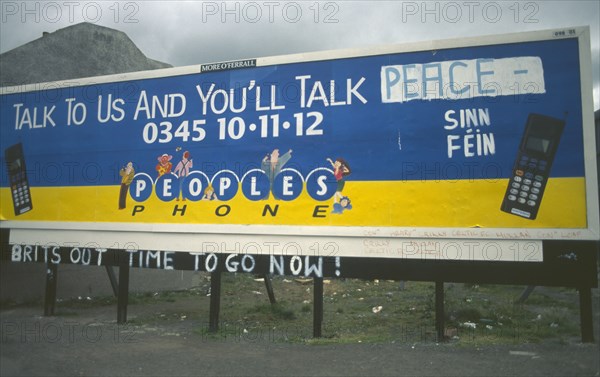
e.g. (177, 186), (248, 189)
(1, 27), (598, 258)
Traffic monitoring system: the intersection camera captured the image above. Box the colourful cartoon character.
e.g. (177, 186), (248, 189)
(327, 157), (351, 202)
(173, 151), (193, 201)
(261, 148), (293, 198)
(156, 154), (173, 177)
(118, 162), (135, 210)
(332, 196), (352, 214)
(203, 184), (217, 201)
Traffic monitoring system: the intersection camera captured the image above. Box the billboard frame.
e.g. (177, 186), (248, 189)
(0, 26), (598, 251)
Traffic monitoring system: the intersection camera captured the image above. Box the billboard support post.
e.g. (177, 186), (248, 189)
(43, 262), (57, 316)
(105, 266), (119, 298)
(516, 285), (536, 304)
(263, 275), (276, 305)
(313, 277), (324, 338)
(208, 271), (222, 333)
(117, 253), (130, 324)
(435, 281), (445, 342)
(578, 287), (594, 343)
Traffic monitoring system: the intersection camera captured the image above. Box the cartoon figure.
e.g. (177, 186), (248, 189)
(327, 157), (351, 202)
(173, 151), (193, 201)
(156, 154), (173, 177)
(118, 162), (135, 210)
(203, 184), (217, 201)
(261, 148), (293, 199)
(332, 196), (352, 214)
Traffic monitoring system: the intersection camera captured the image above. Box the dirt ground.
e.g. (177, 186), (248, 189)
(1, 281), (599, 377)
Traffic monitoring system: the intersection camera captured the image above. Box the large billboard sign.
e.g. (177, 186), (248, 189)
(1, 27), (598, 259)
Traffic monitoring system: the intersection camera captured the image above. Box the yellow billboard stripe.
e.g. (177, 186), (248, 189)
(0, 177), (587, 228)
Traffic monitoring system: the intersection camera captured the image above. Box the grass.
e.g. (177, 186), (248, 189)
(442, 284), (585, 345)
(1, 273), (593, 345)
(203, 275), (591, 345)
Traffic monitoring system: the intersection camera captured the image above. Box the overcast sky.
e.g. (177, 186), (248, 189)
(0, 1), (598, 109)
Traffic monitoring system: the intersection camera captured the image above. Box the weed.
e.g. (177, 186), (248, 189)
(248, 303), (297, 321)
(2, 274), (591, 346)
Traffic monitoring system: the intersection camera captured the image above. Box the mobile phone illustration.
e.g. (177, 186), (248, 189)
(500, 113), (565, 220)
(4, 143), (33, 215)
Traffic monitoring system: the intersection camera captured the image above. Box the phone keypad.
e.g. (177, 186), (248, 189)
(10, 172), (31, 208)
(507, 155), (547, 208)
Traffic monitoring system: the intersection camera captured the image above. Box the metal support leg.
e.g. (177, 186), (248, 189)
(105, 266), (119, 298)
(313, 277), (324, 338)
(263, 274), (276, 304)
(44, 263), (58, 316)
(117, 253), (130, 324)
(435, 281), (445, 342)
(516, 285), (536, 304)
(578, 287), (595, 343)
(209, 271), (222, 333)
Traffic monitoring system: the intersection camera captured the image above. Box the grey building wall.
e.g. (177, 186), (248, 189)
(0, 23), (202, 303)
